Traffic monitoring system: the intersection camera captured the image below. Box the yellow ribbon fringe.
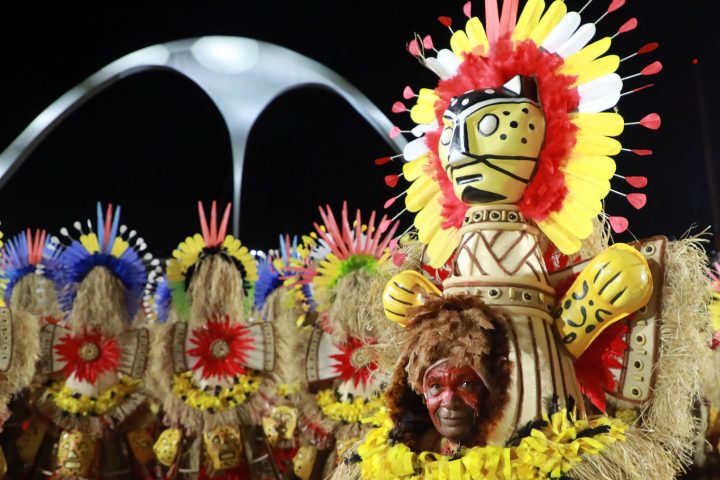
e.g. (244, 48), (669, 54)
(357, 408), (626, 479)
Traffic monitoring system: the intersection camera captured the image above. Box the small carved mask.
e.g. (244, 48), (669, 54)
(203, 425), (243, 471)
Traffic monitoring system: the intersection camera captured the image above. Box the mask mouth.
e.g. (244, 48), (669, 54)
(461, 187), (507, 204)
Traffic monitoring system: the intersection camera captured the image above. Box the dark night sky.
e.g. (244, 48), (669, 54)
(0, 1), (717, 258)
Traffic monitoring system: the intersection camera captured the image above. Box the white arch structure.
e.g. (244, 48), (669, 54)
(0, 36), (406, 234)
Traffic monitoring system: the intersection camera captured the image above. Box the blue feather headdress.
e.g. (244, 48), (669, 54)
(56, 202), (158, 320)
(254, 234), (317, 317)
(0, 229), (65, 305)
(153, 277), (172, 323)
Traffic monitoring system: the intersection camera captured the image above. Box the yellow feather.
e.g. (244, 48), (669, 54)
(537, 218), (582, 254)
(563, 154), (616, 180)
(450, 30), (473, 58)
(574, 55), (620, 86)
(415, 194), (443, 244)
(564, 191), (603, 217)
(465, 17), (489, 53)
(561, 37), (611, 76)
(565, 175), (610, 201)
(562, 192), (602, 218)
(110, 238), (129, 257)
(529, 1), (567, 45)
(80, 233), (100, 254)
(402, 155), (429, 182)
(426, 226), (460, 268)
(574, 132), (622, 156)
(561, 168), (611, 192)
(549, 203), (594, 239)
(570, 112), (625, 137)
(410, 104), (436, 125)
(406, 174), (441, 213)
(417, 88), (439, 106)
(512, 0), (545, 41)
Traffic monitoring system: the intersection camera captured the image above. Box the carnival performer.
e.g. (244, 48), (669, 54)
(297, 203), (430, 477)
(252, 235), (316, 479)
(337, 1), (712, 479)
(0, 229), (64, 478)
(148, 201), (277, 479)
(23, 204), (159, 479)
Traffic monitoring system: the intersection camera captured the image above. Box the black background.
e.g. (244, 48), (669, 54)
(0, 0), (716, 257)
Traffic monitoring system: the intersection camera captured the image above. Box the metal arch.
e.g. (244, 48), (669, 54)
(0, 36), (408, 235)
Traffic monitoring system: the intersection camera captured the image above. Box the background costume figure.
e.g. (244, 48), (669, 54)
(0, 229), (64, 478)
(28, 204), (158, 479)
(148, 202), (276, 479)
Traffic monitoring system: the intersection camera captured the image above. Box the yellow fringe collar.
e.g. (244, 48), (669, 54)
(316, 388), (385, 425)
(356, 408), (626, 479)
(49, 376), (141, 416)
(171, 370), (261, 413)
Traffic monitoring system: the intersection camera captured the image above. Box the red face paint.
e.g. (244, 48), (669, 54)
(422, 363), (486, 443)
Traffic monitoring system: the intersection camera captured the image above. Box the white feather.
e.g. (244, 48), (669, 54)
(403, 137), (430, 161)
(578, 74), (623, 112)
(556, 23), (596, 58)
(542, 12), (581, 53)
(411, 122), (437, 137)
(436, 49), (460, 76)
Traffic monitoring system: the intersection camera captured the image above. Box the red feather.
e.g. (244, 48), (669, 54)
(574, 322), (629, 412)
(438, 16), (453, 28)
(385, 174), (400, 187)
(637, 42), (659, 55)
(609, 216), (629, 233)
(54, 329), (121, 384)
(625, 176), (648, 188)
(329, 337), (378, 389)
(408, 39), (421, 57)
(617, 18), (638, 35)
(423, 35), (435, 50)
(374, 156), (392, 166)
(608, 0), (625, 13)
(463, 1), (472, 18)
(627, 193), (647, 209)
(392, 101), (407, 113)
(630, 148), (653, 156)
(641, 61), (663, 76)
(640, 113), (661, 130)
(187, 316), (255, 380)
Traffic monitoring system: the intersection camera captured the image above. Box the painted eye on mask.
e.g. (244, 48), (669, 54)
(478, 114), (499, 136)
(441, 127), (453, 145)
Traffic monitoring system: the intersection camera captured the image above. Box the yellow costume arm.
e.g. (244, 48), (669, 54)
(554, 243), (653, 358)
(383, 271), (442, 327)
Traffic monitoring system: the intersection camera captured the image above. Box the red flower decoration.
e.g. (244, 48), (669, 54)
(187, 316), (255, 380)
(330, 337), (378, 389)
(54, 329), (121, 383)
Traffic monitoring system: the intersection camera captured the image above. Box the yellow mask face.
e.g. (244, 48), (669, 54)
(56, 430), (98, 478)
(203, 426), (243, 471)
(263, 406), (299, 446)
(127, 429), (155, 466)
(292, 445), (318, 480)
(153, 428), (181, 467)
(438, 75), (546, 206)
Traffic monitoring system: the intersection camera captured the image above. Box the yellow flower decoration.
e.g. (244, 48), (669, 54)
(171, 370), (261, 413)
(316, 389), (385, 425)
(49, 376), (141, 416)
(355, 408), (626, 479)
